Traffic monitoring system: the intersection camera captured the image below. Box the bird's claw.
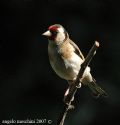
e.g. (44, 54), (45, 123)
(76, 83), (81, 88)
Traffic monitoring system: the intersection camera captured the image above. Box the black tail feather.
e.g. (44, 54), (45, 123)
(88, 80), (108, 98)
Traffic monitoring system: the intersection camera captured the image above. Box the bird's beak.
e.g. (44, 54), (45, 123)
(42, 30), (51, 37)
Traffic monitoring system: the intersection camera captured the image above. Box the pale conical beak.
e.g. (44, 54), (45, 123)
(42, 30), (51, 37)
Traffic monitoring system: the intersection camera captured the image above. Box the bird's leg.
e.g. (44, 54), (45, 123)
(63, 86), (72, 104)
(63, 81), (75, 104)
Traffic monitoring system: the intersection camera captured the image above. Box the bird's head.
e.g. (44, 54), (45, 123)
(42, 24), (68, 45)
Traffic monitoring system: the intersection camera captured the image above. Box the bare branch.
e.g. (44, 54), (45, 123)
(57, 41), (100, 125)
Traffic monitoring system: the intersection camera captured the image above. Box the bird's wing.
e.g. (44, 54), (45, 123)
(69, 39), (85, 60)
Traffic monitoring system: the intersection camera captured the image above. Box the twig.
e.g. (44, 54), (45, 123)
(57, 41), (100, 125)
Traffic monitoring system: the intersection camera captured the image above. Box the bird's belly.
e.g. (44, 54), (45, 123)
(50, 61), (77, 80)
(49, 52), (82, 80)
(50, 61), (76, 80)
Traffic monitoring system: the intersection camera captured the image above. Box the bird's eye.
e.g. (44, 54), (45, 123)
(50, 30), (57, 35)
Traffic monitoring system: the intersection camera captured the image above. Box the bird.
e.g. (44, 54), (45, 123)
(42, 24), (107, 103)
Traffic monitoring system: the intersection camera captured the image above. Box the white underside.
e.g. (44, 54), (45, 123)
(48, 43), (92, 84)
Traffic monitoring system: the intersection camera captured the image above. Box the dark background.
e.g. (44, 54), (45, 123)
(0, 0), (120, 125)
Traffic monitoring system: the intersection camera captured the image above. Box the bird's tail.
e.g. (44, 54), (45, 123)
(88, 80), (108, 98)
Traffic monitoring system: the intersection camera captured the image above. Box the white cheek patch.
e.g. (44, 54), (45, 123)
(56, 27), (65, 42)
(56, 33), (65, 42)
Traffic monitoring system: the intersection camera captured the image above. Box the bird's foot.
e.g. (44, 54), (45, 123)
(67, 104), (75, 110)
(76, 83), (81, 88)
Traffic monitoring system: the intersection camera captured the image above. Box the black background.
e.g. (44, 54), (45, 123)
(0, 0), (120, 125)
